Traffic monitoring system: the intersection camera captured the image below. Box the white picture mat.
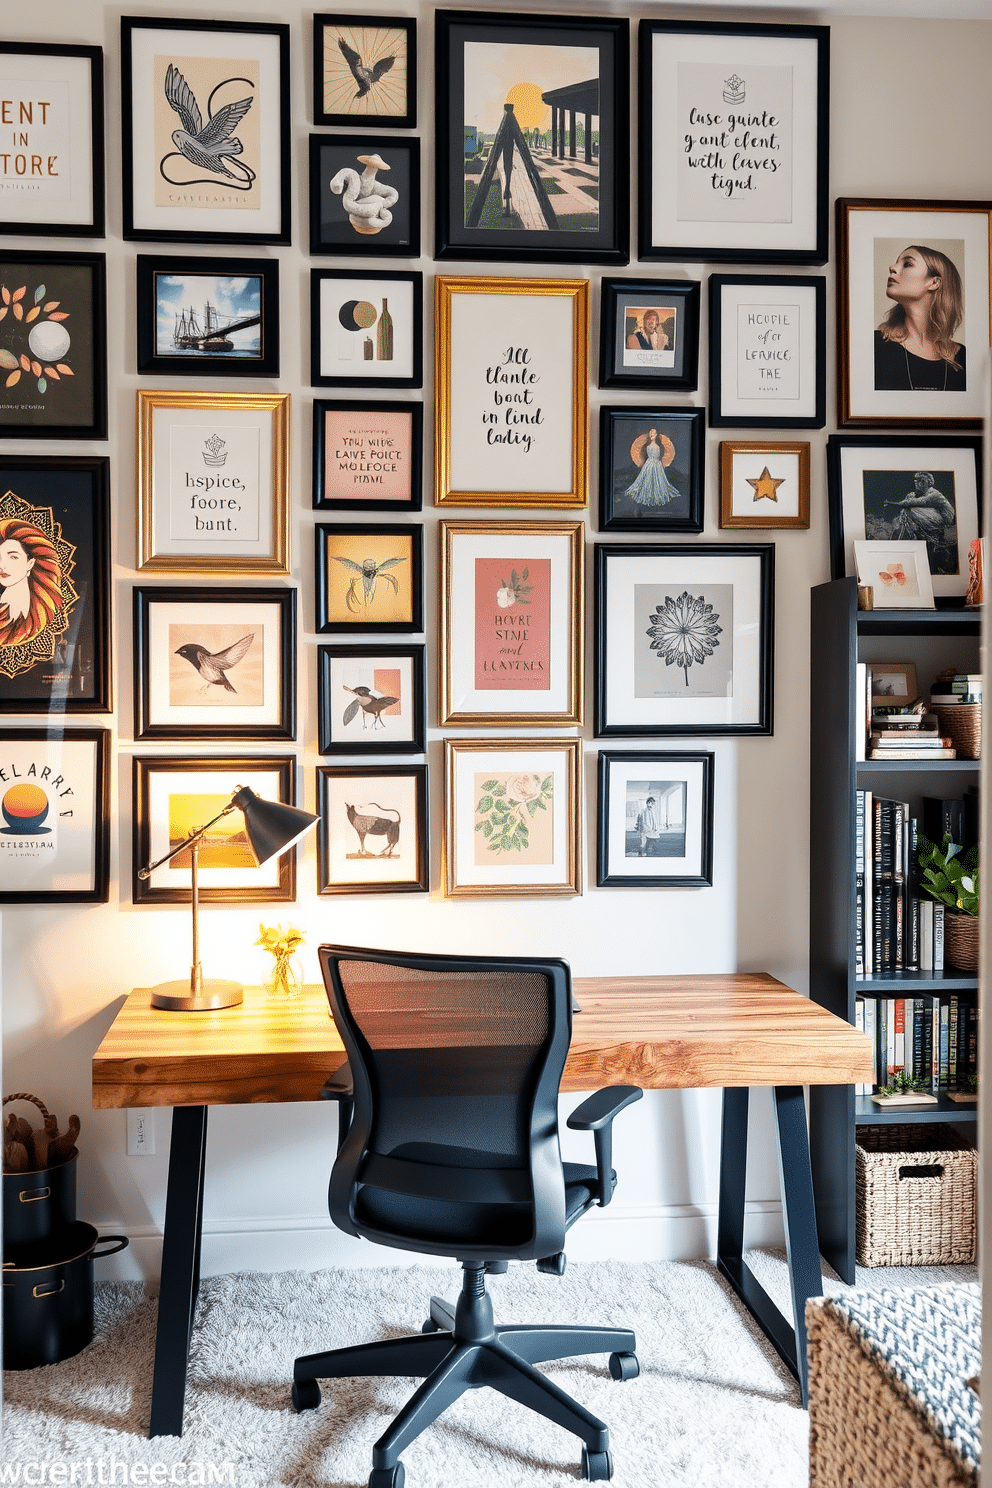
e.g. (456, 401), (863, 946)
(145, 765), (286, 891)
(853, 539), (935, 608)
(322, 773), (421, 885)
(146, 599), (283, 727)
(729, 449), (803, 519)
(0, 52), (94, 224)
(451, 746), (571, 887)
(718, 281), (818, 419)
(328, 654), (416, 745)
(318, 277), (415, 381)
(0, 736), (97, 891)
(151, 404), (274, 560)
(606, 758), (705, 878)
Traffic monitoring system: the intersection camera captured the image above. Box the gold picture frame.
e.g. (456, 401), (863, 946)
(136, 390), (290, 573)
(434, 276), (588, 508)
(719, 441), (811, 530)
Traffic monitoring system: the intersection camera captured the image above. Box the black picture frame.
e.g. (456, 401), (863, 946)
(434, 10), (629, 266)
(0, 727), (110, 905)
(599, 407), (704, 534)
(135, 255), (280, 378)
(0, 455), (111, 714)
(318, 643), (426, 755)
(317, 763), (429, 894)
(708, 274), (826, 430)
(599, 278), (700, 391)
(313, 14), (416, 130)
(309, 134), (420, 258)
(313, 399), (423, 512)
(316, 521), (424, 634)
(311, 268), (423, 389)
(596, 750), (714, 888)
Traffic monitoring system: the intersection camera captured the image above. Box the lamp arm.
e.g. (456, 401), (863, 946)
(137, 803), (236, 879)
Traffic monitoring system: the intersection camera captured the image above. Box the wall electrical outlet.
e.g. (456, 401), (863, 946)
(126, 1109), (155, 1156)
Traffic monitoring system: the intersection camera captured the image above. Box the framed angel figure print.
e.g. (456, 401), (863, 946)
(316, 522), (423, 634)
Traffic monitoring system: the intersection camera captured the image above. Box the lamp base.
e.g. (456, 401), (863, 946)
(150, 978), (244, 1012)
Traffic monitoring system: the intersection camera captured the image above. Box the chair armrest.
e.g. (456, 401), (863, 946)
(319, 1063), (354, 1153)
(566, 1085), (642, 1208)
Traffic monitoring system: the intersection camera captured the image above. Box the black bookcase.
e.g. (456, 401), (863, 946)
(809, 578), (979, 1282)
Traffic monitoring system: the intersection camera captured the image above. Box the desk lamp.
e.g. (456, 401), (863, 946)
(138, 786), (319, 1012)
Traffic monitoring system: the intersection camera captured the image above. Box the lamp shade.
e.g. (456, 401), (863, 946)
(232, 787), (319, 867)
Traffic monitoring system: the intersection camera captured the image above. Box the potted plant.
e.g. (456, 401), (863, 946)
(871, 1070), (937, 1107)
(256, 922), (305, 1000)
(918, 832), (979, 972)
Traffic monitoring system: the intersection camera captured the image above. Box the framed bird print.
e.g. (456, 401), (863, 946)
(318, 643), (426, 755)
(316, 522), (424, 634)
(120, 17), (291, 245)
(133, 585), (296, 742)
(313, 15), (416, 130)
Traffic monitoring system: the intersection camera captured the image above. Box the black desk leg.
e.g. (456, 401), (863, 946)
(773, 1084), (820, 1406)
(149, 1105), (208, 1438)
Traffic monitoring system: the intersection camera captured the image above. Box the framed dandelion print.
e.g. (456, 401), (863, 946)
(318, 643), (425, 755)
(594, 542), (774, 736)
(317, 764), (428, 894)
(596, 750), (714, 888)
(313, 15), (416, 130)
(316, 522), (423, 634)
(0, 250), (107, 440)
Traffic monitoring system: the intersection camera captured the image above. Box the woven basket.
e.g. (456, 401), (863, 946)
(931, 702), (981, 759)
(944, 911), (980, 973)
(855, 1124), (976, 1267)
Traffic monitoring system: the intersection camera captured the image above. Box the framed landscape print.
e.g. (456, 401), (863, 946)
(313, 399), (422, 512)
(720, 441), (810, 530)
(599, 407), (704, 534)
(708, 275), (826, 429)
(435, 276), (587, 508)
(852, 540), (935, 611)
(0, 250), (107, 440)
(318, 643), (425, 755)
(317, 764), (428, 894)
(597, 750), (714, 888)
(638, 20), (829, 264)
(0, 43), (104, 238)
(135, 255), (279, 378)
(121, 17), (291, 245)
(599, 278), (700, 392)
(0, 728), (109, 904)
(136, 390), (290, 573)
(836, 198), (992, 429)
(0, 455), (111, 715)
(313, 15), (416, 129)
(594, 543), (774, 737)
(434, 11), (628, 265)
(309, 134), (420, 257)
(311, 268), (423, 389)
(316, 522), (423, 634)
(133, 586), (296, 742)
(440, 520), (583, 727)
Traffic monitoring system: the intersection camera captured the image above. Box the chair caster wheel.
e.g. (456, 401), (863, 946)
(292, 1378), (321, 1412)
(369, 1465), (405, 1488)
(608, 1351), (639, 1382)
(421, 1316), (440, 1332)
(581, 1447), (614, 1481)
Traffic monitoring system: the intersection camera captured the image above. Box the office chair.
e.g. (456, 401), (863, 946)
(292, 944), (643, 1488)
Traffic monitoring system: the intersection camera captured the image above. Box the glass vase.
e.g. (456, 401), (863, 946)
(265, 955), (303, 1000)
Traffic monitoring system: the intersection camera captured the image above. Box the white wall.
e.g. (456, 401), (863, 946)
(2, 4), (991, 1282)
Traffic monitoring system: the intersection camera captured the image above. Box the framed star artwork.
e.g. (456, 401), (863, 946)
(719, 441), (810, 530)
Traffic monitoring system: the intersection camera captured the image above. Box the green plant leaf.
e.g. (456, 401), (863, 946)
(480, 779), (499, 792)
(492, 783), (506, 797)
(476, 794), (494, 815)
(33, 284), (45, 303)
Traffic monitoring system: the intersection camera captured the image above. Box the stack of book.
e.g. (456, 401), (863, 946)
(855, 791), (952, 974)
(854, 994), (979, 1096)
(931, 672), (982, 706)
(868, 713), (956, 760)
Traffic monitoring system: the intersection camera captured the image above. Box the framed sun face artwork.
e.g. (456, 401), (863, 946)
(318, 643), (425, 755)
(317, 764), (428, 894)
(0, 250), (107, 440)
(0, 727), (109, 904)
(596, 750), (714, 888)
(309, 134), (420, 258)
(311, 268), (423, 389)
(316, 522), (423, 634)
(0, 43), (104, 238)
(313, 15), (416, 129)
(599, 408), (704, 533)
(135, 255), (280, 378)
(313, 399), (423, 512)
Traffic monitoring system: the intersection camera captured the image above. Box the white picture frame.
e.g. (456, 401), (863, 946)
(709, 275), (826, 428)
(853, 540), (936, 610)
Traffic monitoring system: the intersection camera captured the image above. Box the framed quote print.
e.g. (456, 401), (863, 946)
(313, 15), (416, 129)
(0, 43), (104, 238)
(318, 643), (425, 755)
(311, 268), (423, 389)
(313, 399), (422, 512)
(317, 764), (428, 894)
(708, 275), (826, 429)
(135, 255), (280, 378)
(0, 728), (109, 904)
(597, 750), (714, 888)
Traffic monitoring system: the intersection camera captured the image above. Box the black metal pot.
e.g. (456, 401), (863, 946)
(2, 1148), (78, 1258)
(2, 1221), (128, 1369)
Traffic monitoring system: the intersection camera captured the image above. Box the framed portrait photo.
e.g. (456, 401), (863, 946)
(440, 520), (583, 727)
(598, 278), (700, 392)
(309, 134), (419, 258)
(0, 728), (109, 904)
(313, 399), (422, 513)
(316, 522), (423, 634)
(708, 275), (826, 429)
(827, 434), (982, 604)
(0, 250), (107, 440)
(594, 542), (775, 737)
(638, 20), (829, 264)
(435, 11), (629, 266)
(136, 390), (290, 574)
(317, 764), (428, 895)
(0, 43), (104, 238)
(311, 268), (423, 389)
(837, 198), (992, 429)
(443, 737), (581, 899)
(135, 255), (279, 378)
(313, 15), (416, 129)
(599, 407), (704, 534)
(318, 643), (425, 755)
(435, 276), (588, 509)
(720, 441), (810, 530)
(853, 540), (935, 611)
(596, 750), (714, 889)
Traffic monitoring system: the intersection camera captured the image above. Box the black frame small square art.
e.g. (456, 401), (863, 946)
(708, 274), (826, 430)
(313, 399), (423, 512)
(599, 278), (700, 392)
(311, 268), (423, 390)
(597, 750), (714, 888)
(313, 15), (416, 130)
(317, 763), (428, 894)
(318, 643), (425, 755)
(599, 407), (704, 534)
(135, 255), (280, 378)
(316, 522), (424, 634)
(309, 134), (420, 258)
(0, 250), (107, 440)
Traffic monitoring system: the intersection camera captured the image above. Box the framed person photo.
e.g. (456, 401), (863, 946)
(853, 540), (935, 611)
(638, 20), (829, 264)
(317, 764), (428, 894)
(135, 255), (279, 378)
(0, 42), (104, 238)
(837, 198), (992, 429)
(313, 14), (416, 129)
(597, 750), (714, 889)
(434, 10), (629, 266)
(318, 643), (425, 755)
(313, 399), (422, 512)
(827, 434), (982, 603)
(708, 275), (826, 429)
(309, 134), (420, 258)
(443, 737), (581, 899)
(598, 277), (700, 392)
(136, 390), (290, 574)
(594, 542), (775, 737)
(435, 276), (588, 508)
(316, 522), (423, 635)
(0, 728), (109, 904)
(599, 407), (704, 534)
(311, 268), (423, 389)
(121, 17), (291, 246)
(720, 441), (810, 530)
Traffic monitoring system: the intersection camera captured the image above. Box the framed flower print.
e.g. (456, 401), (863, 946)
(317, 764), (428, 894)
(318, 643), (425, 755)
(0, 42), (104, 238)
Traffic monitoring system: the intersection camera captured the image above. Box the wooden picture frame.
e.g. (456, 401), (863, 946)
(0, 727), (109, 904)
(135, 255), (280, 378)
(317, 764), (428, 894)
(318, 643), (425, 755)
(313, 399), (423, 512)
(869, 662), (918, 709)
(316, 522), (423, 634)
(309, 134), (420, 258)
(597, 750), (714, 888)
(599, 407), (704, 534)
(598, 277), (700, 392)
(313, 14), (416, 129)
(708, 274), (826, 429)
(311, 267), (423, 389)
(853, 540), (935, 611)
(719, 441), (810, 530)
(0, 42), (104, 238)
(0, 250), (107, 440)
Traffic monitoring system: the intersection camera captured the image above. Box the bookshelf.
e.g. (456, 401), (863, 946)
(809, 577), (979, 1282)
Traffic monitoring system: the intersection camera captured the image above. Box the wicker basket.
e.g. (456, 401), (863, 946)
(931, 702), (981, 760)
(944, 911), (980, 973)
(855, 1124), (977, 1267)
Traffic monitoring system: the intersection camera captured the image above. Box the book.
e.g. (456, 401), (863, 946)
(869, 747), (957, 759)
(939, 999), (950, 1086)
(862, 997), (877, 1095)
(855, 662), (867, 762)
(855, 997), (867, 1096)
(854, 791), (866, 976)
(919, 897), (934, 972)
(948, 995), (960, 1088)
(892, 997), (905, 1072)
(933, 902), (945, 972)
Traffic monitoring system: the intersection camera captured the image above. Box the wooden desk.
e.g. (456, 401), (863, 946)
(93, 974), (870, 1436)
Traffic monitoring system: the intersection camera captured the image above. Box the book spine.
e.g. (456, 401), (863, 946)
(885, 998), (897, 1080)
(939, 1001), (950, 1088)
(893, 997), (905, 1073)
(920, 897), (934, 972)
(855, 663), (867, 762)
(854, 997), (867, 1096)
(933, 903), (945, 972)
(931, 998), (941, 1091)
(905, 816), (920, 971)
(922, 997), (935, 1091)
(949, 995), (960, 1088)
(875, 998), (888, 1092)
(863, 791), (873, 977)
(911, 998), (925, 1081)
(863, 998), (877, 1093)
(855, 790), (866, 976)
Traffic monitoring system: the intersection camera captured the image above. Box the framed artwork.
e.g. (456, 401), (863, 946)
(836, 198), (992, 429)
(313, 15), (416, 129)
(0, 250), (107, 440)
(121, 17), (291, 246)
(637, 20), (829, 264)
(318, 643), (425, 755)
(313, 399), (422, 512)
(599, 407), (704, 534)
(594, 542), (775, 737)
(0, 43), (104, 238)
(708, 275), (826, 429)
(0, 455), (110, 715)
(435, 276), (588, 508)
(311, 268), (423, 389)
(719, 441), (810, 530)
(853, 540), (935, 610)
(316, 522), (423, 634)
(133, 586), (296, 743)
(0, 728), (109, 904)
(132, 754), (299, 904)
(827, 434), (982, 603)
(443, 737), (581, 898)
(870, 662), (918, 709)
(136, 390), (290, 574)
(440, 520), (583, 727)
(317, 764), (428, 894)
(596, 750), (714, 888)
(135, 255), (279, 378)
(309, 134), (420, 258)
(598, 278), (700, 392)
(435, 11), (628, 267)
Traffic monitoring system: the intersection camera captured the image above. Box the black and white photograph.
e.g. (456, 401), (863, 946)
(597, 749), (714, 887)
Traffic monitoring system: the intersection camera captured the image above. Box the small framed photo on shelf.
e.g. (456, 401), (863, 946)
(853, 540), (935, 610)
(135, 256), (280, 378)
(708, 275), (826, 429)
(313, 15), (416, 129)
(599, 407), (704, 534)
(318, 643), (425, 755)
(311, 268), (423, 389)
(596, 750), (714, 888)
(719, 441), (810, 530)
(0, 728), (109, 904)
(316, 522), (423, 634)
(0, 42), (104, 238)
(309, 134), (419, 258)
(870, 662), (918, 709)
(598, 278), (700, 392)
(313, 399), (422, 512)
(317, 764), (428, 894)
